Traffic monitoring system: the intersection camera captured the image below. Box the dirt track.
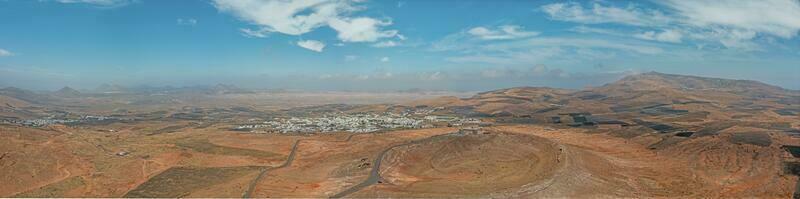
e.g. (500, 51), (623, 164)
(3, 125), (794, 198)
(349, 130), (561, 197)
(489, 125), (793, 198)
(331, 132), (461, 198)
(244, 134), (359, 198)
(338, 125), (793, 198)
(242, 139), (302, 198)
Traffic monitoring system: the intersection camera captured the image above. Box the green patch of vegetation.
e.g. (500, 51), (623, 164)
(14, 176), (85, 197)
(123, 166), (260, 198)
(176, 139), (279, 158)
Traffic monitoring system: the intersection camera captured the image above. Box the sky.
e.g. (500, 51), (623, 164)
(0, 0), (799, 91)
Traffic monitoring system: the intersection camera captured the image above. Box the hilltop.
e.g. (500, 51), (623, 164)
(53, 87), (81, 98)
(407, 71), (799, 115)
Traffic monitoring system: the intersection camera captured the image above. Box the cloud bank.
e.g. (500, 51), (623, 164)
(213, 0), (400, 50)
(541, 0), (800, 50)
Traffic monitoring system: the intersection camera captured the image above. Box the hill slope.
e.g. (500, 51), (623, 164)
(410, 72), (799, 116)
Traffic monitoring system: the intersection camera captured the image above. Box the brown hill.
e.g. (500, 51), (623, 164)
(592, 72), (796, 104)
(0, 95), (31, 108)
(403, 87), (572, 116)
(53, 87), (81, 98)
(409, 72), (799, 117)
(606, 72), (790, 94)
(0, 87), (49, 105)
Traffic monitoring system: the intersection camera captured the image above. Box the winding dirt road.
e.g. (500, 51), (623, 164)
(243, 133), (359, 198)
(331, 132), (460, 198)
(242, 139), (301, 198)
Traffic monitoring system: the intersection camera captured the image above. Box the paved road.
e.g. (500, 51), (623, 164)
(242, 133), (359, 198)
(330, 132), (457, 198)
(242, 139), (301, 198)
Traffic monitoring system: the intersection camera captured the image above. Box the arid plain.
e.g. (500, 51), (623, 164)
(1, 72), (799, 198)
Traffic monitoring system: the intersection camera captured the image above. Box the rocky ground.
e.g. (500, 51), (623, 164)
(2, 123), (795, 198)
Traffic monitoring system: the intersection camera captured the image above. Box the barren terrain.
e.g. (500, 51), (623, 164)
(1, 72), (799, 197)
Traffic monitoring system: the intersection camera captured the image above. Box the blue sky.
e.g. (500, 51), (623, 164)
(0, 0), (799, 91)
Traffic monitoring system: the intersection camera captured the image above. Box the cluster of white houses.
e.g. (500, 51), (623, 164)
(1, 118), (78, 127)
(233, 111), (493, 134)
(1, 115), (122, 127)
(235, 113), (428, 133)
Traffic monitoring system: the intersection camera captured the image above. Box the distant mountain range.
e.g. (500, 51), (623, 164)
(1, 72), (798, 113)
(0, 83), (254, 109)
(93, 83), (254, 95)
(405, 71), (800, 118)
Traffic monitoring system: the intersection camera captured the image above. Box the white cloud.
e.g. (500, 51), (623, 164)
(467, 25), (540, 40)
(690, 27), (761, 50)
(431, 25), (540, 52)
(328, 17), (398, 42)
(213, 0), (399, 44)
(541, 2), (671, 27)
(634, 29), (682, 43)
(542, 0), (800, 50)
(573, 25), (683, 44)
(177, 18), (197, 26)
(212, 0), (342, 35)
(344, 55), (357, 61)
(0, 49), (12, 57)
(239, 28), (270, 38)
(571, 26), (684, 44)
(487, 38), (663, 55)
(660, 0), (800, 39)
(439, 35), (664, 65)
(435, 23), (664, 65)
(297, 40), (326, 52)
(53, 0), (135, 7)
(372, 40), (398, 48)
(570, 25), (624, 36)
(380, 57), (389, 62)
